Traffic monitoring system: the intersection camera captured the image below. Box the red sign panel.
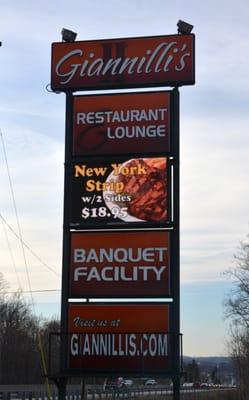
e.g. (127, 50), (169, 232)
(51, 34), (195, 91)
(70, 157), (170, 228)
(69, 231), (170, 298)
(72, 91), (171, 156)
(68, 303), (171, 374)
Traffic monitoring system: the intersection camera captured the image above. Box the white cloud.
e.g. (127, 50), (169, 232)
(180, 115), (249, 282)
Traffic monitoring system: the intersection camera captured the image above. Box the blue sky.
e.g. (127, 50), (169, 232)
(0, 0), (249, 357)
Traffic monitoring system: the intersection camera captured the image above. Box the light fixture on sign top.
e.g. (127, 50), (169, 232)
(61, 28), (77, 42)
(177, 20), (194, 34)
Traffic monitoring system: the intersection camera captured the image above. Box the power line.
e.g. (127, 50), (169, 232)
(0, 213), (60, 277)
(0, 129), (56, 398)
(0, 129), (59, 279)
(0, 128), (34, 305)
(0, 213), (21, 288)
(5, 289), (61, 294)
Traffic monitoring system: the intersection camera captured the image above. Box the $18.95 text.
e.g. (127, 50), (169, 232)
(81, 206), (128, 220)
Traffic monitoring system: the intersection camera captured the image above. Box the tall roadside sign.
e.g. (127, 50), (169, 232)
(50, 30), (195, 400)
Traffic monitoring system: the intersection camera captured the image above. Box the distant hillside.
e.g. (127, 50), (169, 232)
(183, 356), (235, 382)
(183, 356), (231, 365)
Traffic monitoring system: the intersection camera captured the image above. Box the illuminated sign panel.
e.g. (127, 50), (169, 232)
(51, 34), (195, 91)
(68, 303), (171, 373)
(72, 91), (171, 156)
(69, 231), (170, 298)
(69, 157), (170, 228)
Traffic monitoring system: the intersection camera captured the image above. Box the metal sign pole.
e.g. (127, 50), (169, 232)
(172, 87), (180, 400)
(59, 91), (74, 398)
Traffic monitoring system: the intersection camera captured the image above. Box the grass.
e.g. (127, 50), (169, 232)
(183, 390), (239, 400)
(142, 390), (239, 400)
(110, 389), (239, 400)
(89, 388), (239, 400)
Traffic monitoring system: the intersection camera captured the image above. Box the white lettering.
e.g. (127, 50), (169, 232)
(101, 266), (113, 281)
(76, 108), (167, 125)
(54, 40), (192, 85)
(87, 267), (101, 281)
(74, 267), (88, 281)
(83, 334), (91, 355)
(69, 333), (168, 357)
(55, 49), (83, 84)
(73, 265), (166, 282)
(73, 247), (167, 263)
(70, 334), (79, 356)
(74, 249), (85, 262)
(107, 125), (166, 139)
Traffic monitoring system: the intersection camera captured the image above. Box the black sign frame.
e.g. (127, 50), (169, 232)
(72, 90), (173, 157)
(68, 155), (173, 230)
(57, 88), (181, 398)
(68, 229), (172, 299)
(51, 33), (195, 92)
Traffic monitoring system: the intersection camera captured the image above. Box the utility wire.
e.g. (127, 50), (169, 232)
(0, 129), (34, 304)
(0, 213), (59, 277)
(0, 129), (52, 398)
(5, 289), (61, 294)
(0, 214), (21, 288)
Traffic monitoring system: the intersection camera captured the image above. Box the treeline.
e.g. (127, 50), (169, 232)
(0, 273), (60, 384)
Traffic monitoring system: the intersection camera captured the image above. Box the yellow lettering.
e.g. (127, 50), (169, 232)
(85, 180), (124, 193)
(111, 164), (121, 176)
(95, 181), (103, 191)
(111, 162), (147, 176)
(74, 165), (86, 177)
(74, 165), (107, 178)
(94, 167), (108, 176)
(137, 163), (147, 175)
(129, 166), (138, 174)
(86, 167), (93, 177)
(86, 180), (95, 191)
(114, 182), (124, 193)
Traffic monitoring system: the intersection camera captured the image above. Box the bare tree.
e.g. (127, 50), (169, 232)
(224, 233), (249, 399)
(0, 272), (8, 297)
(0, 291), (41, 383)
(227, 324), (249, 400)
(224, 235), (249, 328)
(0, 274), (60, 384)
